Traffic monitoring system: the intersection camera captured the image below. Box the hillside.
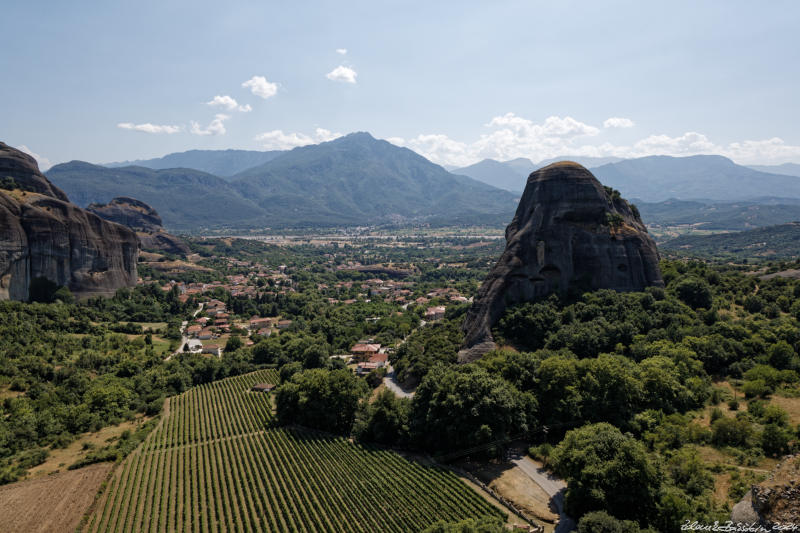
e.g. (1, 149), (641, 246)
(592, 155), (800, 202)
(230, 132), (518, 225)
(105, 148), (284, 178)
(455, 156), (621, 192)
(46, 134), (517, 229)
(748, 162), (800, 177)
(86, 370), (505, 532)
(535, 155), (622, 168)
(661, 222), (800, 260)
(46, 162), (265, 230)
(638, 199), (800, 230)
(453, 159), (529, 192)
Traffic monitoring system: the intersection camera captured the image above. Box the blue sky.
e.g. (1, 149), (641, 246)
(2, 0), (799, 169)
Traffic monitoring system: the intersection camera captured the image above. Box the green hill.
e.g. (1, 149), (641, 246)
(47, 133), (517, 230)
(593, 155), (800, 202)
(452, 158), (529, 192)
(104, 149), (284, 178)
(230, 132), (518, 225)
(638, 199), (800, 230)
(661, 222), (800, 260)
(46, 162), (265, 230)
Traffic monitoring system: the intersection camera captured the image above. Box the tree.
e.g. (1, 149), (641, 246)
(672, 277), (713, 310)
(275, 368), (369, 435)
(711, 416), (753, 447)
(354, 388), (411, 445)
(410, 365), (533, 457)
(224, 335), (243, 352)
(550, 423), (662, 523)
(761, 424), (791, 457)
(577, 511), (647, 533)
(768, 341), (794, 369)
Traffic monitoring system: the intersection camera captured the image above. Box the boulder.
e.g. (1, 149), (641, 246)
(0, 144), (138, 300)
(732, 455), (800, 527)
(459, 162), (663, 362)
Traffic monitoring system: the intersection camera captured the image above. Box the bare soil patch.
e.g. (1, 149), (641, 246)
(27, 416), (149, 478)
(0, 462), (112, 533)
(463, 461), (558, 527)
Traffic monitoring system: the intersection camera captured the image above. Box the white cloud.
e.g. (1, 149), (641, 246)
(336, 48), (347, 55)
(314, 128), (343, 142)
(390, 134), (473, 167)
(207, 95), (252, 112)
(242, 76), (278, 99)
(254, 128), (343, 150)
(722, 138), (800, 165)
(190, 114), (229, 136)
(603, 117), (635, 129)
(386, 113), (800, 167)
(117, 122), (182, 134)
(326, 65), (357, 84)
(630, 132), (715, 156)
(18, 145), (53, 171)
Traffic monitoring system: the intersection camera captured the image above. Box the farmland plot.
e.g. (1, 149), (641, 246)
(84, 369), (505, 532)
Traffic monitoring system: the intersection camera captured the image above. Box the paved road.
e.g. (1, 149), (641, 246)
(382, 366), (415, 398)
(168, 303), (204, 360)
(509, 454), (576, 533)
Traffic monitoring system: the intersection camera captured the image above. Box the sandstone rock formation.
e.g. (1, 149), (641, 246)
(87, 197), (190, 256)
(731, 455), (800, 527)
(0, 143), (138, 300)
(459, 162), (663, 362)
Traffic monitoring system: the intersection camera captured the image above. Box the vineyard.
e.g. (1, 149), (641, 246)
(83, 369), (506, 532)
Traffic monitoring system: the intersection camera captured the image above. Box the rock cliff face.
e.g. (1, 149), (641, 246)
(87, 197), (190, 256)
(0, 143), (138, 300)
(459, 162), (663, 362)
(731, 455), (800, 527)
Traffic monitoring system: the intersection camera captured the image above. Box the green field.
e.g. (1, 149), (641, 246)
(84, 370), (504, 532)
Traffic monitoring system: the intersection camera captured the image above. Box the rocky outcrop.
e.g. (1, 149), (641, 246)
(0, 144), (138, 300)
(0, 142), (69, 201)
(87, 197), (190, 256)
(731, 455), (800, 528)
(459, 162), (663, 362)
(87, 196), (163, 232)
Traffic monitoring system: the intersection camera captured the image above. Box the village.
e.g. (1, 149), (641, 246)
(146, 252), (471, 380)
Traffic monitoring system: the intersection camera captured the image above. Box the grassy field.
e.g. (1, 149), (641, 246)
(84, 369), (505, 532)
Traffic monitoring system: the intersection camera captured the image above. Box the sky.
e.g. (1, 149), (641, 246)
(2, 0), (799, 170)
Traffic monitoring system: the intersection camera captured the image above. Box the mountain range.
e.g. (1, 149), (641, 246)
(661, 222), (800, 260)
(47, 133), (517, 230)
(591, 155), (800, 202)
(45, 133), (800, 231)
(455, 154), (800, 202)
(453, 156), (621, 192)
(105, 149), (284, 178)
(747, 162), (800, 177)
(637, 199), (800, 231)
